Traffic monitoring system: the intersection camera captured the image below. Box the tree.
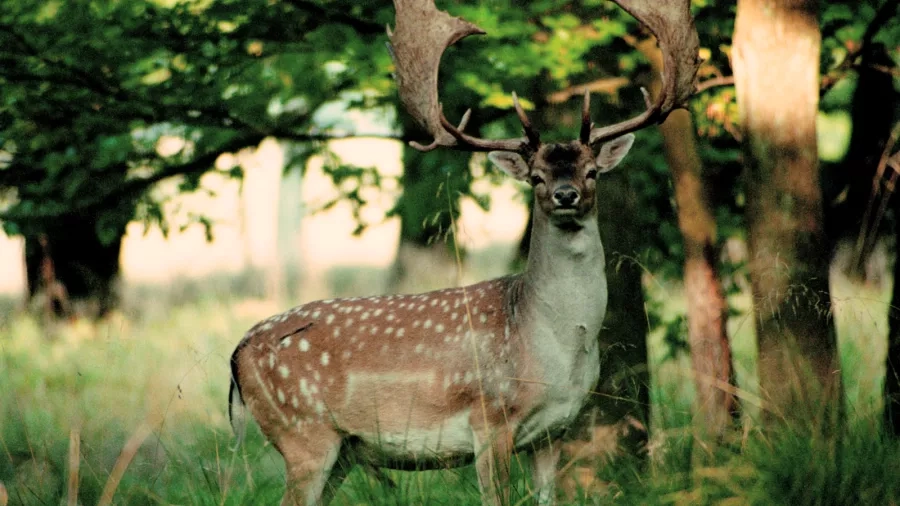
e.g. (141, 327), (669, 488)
(0, 0), (394, 316)
(388, 138), (471, 293)
(733, 0), (841, 425)
(637, 39), (737, 437)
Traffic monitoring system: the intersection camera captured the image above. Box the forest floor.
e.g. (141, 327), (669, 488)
(1, 270), (899, 505)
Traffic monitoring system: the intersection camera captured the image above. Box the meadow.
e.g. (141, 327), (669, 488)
(1, 262), (899, 506)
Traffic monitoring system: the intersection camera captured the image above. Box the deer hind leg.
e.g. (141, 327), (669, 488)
(277, 425), (348, 506)
(472, 427), (513, 506)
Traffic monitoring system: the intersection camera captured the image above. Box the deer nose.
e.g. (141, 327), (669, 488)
(552, 185), (580, 207)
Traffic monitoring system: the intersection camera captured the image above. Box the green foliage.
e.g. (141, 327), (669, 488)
(0, 0), (392, 240)
(1, 0), (896, 281)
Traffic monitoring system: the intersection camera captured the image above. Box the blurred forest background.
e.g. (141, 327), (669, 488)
(1, 0), (899, 504)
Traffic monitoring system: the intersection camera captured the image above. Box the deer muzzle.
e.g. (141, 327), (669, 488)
(552, 185), (580, 209)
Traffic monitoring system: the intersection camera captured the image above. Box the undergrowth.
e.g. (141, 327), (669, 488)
(0, 275), (897, 505)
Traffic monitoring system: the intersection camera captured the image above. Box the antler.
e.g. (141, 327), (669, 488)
(387, 0), (700, 152)
(589, 0), (702, 145)
(387, 0), (536, 154)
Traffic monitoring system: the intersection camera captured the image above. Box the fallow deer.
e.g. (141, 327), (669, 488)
(228, 1), (700, 504)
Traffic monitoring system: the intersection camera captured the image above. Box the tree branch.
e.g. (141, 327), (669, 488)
(695, 75), (735, 94)
(0, 130), (413, 224)
(546, 77), (630, 104)
(0, 134), (265, 223)
(821, 0), (900, 97)
(688, 1), (899, 99)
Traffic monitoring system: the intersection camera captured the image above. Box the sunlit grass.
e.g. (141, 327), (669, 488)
(0, 270), (898, 505)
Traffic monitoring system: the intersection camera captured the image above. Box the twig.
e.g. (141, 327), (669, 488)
(546, 77), (629, 103)
(67, 429), (80, 506)
(869, 63), (900, 78)
(854, 121), (900, 270)
(695, 75), (734, 94)
(821, 0), (900, 97)
(97, 424), (155, 506)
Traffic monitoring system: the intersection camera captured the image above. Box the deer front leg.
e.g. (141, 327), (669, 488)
(532, 440), (561, 506)
(472, 426), (513, 506)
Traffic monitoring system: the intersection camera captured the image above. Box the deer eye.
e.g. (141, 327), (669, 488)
(586, 168), (599, 180)
(529, 174), (545, 186)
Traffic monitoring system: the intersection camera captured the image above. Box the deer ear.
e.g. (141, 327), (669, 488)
(488, 151), (530, 181)
(595, 133), (635, 173)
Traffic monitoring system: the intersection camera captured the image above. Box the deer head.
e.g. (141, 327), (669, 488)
(484, 96), (637, 229)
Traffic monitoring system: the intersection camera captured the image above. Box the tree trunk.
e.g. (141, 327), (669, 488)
(827, 43), (897, 280)
(733, 0), (842, 425)
(388, 136), (469, 294)
(640, 40), (737, 436)
(558, 168), (650, 498)
(25, 215), (123, 320)
(591, 167), (651, 444)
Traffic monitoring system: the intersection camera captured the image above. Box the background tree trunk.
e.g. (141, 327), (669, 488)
(388, 117), (471, 294)
(640, 40), (737, 436)
(826, 43), (898, 279)
(590, 168), (652, 449)
(24, 215), (123, 320)
(733, 0), (842, 425)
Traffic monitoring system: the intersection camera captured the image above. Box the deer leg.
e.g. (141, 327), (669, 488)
(532, 440), (561, 506)
(472, 427), (512, 506)
(277, 426), (344, 506)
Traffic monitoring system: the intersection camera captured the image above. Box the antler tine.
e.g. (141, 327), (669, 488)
(388, 0), (536, 154)
(513, 92), (541, 148)
(589, 0), (701, 145)
(580, 90), (592, 145)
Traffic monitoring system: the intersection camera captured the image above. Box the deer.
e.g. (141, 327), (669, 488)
(228, 1), (700, 504)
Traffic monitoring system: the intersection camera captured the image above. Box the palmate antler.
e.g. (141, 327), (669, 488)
(589, 0), (702, 145)
(386, 0), (702, 153)
(386, 0), (536, 153)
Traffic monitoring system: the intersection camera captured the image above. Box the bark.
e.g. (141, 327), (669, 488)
(733, 0), (842, 425)
(640, 40), (737, 436)
(24, 215), (123, 320)
(591, 168), (651, 444)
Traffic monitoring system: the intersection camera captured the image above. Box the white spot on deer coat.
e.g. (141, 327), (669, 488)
(299, 338), (310, 352)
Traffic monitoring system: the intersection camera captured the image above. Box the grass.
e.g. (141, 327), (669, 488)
(1, 271), (899, 505)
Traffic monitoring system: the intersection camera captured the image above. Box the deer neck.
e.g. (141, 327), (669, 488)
(519, 208), (608, 349)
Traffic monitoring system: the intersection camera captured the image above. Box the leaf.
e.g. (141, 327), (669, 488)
(141, 67), (173, 85)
